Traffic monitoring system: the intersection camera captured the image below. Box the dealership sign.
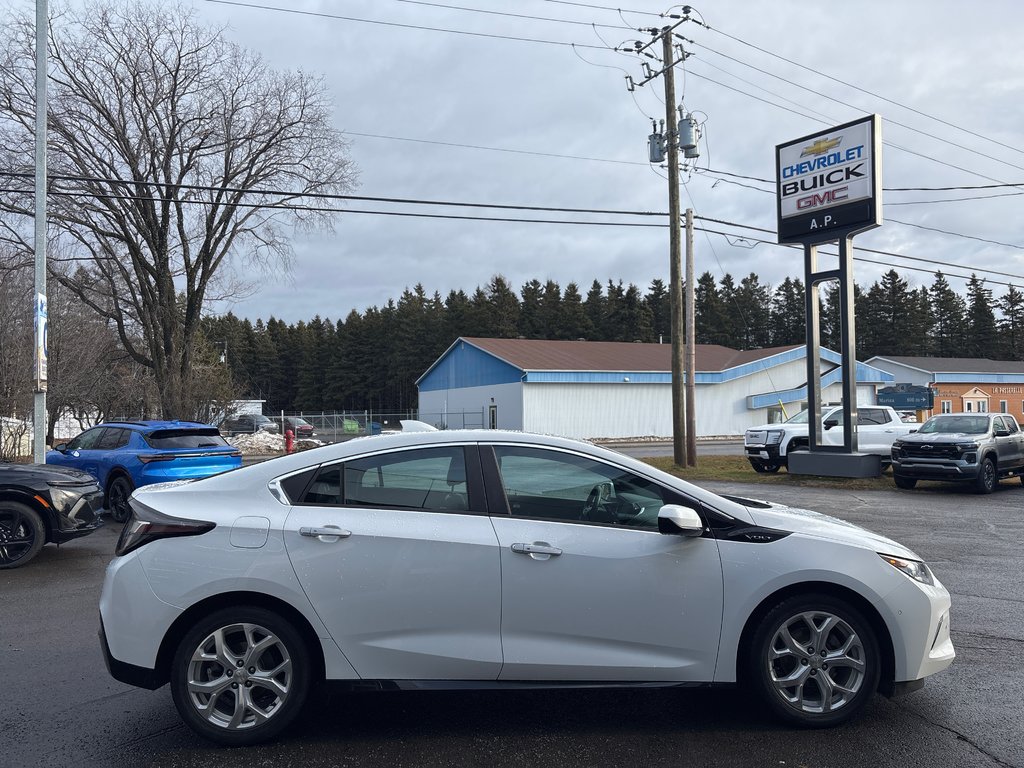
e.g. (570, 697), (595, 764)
(776, 115), (882, 245)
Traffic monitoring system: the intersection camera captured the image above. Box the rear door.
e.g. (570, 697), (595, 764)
(284, 445), (503, 680)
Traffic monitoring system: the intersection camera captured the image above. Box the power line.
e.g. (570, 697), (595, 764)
(6, 171), (1024, 283)
(392, 0), (632, 31)
(687, 38), (1024, 179)
(198, 0), (608, 49)
(703, 24), (1024, 160)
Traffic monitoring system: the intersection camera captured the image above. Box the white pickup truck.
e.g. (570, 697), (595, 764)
(743, 405), (917, 473)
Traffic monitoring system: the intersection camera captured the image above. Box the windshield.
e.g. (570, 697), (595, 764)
(784, 408), (840, 424)
(918, 415), (990, 435)
(144, 429), (231, 448)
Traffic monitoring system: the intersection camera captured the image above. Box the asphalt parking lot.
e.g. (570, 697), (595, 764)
(3, 479), (1022, 768)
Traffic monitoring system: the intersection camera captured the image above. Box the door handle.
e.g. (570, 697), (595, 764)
(299, 525), (352, 540)
(511, 542), (562, 557)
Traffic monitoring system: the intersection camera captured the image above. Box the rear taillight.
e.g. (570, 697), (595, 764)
(138, 454), (176, 463)
(115, 501), (215, 556)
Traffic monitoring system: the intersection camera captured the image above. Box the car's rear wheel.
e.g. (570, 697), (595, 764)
(107, 475), (134, 523)
(170, 606), (311, 746)
(893, 475), (917, 490)
(975, 458), (997, 494)
(749, 594), (880, 727)
(0, 501), (45, 569)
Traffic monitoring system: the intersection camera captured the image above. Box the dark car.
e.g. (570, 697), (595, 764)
(219, 413), (280, 436)
(891, 413), (1024, 493)
(283, 416), (316, 439)
(46, 421), (242, 522)
(0, 462), (104, 568)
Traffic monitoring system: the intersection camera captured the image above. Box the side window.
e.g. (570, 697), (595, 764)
(1006, 417), (1020, 435)
(857, 409), (885, 426)
(300, 447), (471, 511)
(68, 428), (103, 450)
(492, 446), (667, 530)
(346, 447), (468, 511)
(95, 428), (125, 450)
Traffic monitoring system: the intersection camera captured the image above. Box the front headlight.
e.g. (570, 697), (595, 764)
(880, 553), (935, 586)
(954, 442), (979, 451)
(766, 431), (783, 445)
(47, 486), (85, 514)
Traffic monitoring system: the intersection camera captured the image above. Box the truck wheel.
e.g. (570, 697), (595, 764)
(893, 475), (917, 490)
(975, 458), (997, 494)
(750, 459), (781, 474)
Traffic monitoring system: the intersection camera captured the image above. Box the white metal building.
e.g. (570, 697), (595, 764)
(417, 337), (893, 439)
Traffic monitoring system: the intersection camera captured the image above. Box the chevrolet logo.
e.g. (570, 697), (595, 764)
(800, 137), (842, 157)
(922, 445), (933, 450)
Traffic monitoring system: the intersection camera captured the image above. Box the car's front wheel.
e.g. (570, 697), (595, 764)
(975, 458), (997, 494)
(0, 501), (45, 569)
(749, 458), (782, 473)
(749, 594), (880, 727)
(170, 606), (311, 746)
(893, 475), (917, 490)
(107, 475), (134, 523)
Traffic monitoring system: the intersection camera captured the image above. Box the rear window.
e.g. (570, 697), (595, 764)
(143, 429), (230, 449)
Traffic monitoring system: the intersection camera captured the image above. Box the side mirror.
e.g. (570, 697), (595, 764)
(995, 428), (1010, 437)
(823, 419), (838, 429)
(53, 443), (68, 453)
(658, 504), (704, 537)
(909, 429), (918, 433)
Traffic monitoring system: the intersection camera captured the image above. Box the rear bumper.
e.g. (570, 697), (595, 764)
(99, 616), (164, 690)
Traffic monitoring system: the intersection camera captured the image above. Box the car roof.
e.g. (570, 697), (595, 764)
(98, 420), (217, 432)
(133, 428), (755, 524)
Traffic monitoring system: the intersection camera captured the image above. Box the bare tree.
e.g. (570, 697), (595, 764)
(0, 1), (357, 418)
(0, 253), (33, 459)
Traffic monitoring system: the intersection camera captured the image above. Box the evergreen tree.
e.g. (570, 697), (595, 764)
(695, 271), (726, 345)
(645, 278), (671, 343)
(929, 272), (968, 357)
(519, 279), (544, 338)
(584, 280), (606, 339)
(735, 273), (772, 349)
(558, 282), (593, 340)
(997, 285), (1024, 360)
(770, 277), (806, 346)
(486, 275), (520, 338)
(966, 274), (998, 358)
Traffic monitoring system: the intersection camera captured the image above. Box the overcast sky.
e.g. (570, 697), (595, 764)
(71, 0), (1024, 323)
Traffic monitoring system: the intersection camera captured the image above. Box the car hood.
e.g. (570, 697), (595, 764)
(896, 432), (982, 444)
(734, 498), (918, 559)
(4, 461), (97, 485)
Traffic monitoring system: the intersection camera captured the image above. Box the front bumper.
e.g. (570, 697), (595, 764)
(51, 489), (105, 543)
(744, 444), (783, 461)
(891, 457), (979, 482)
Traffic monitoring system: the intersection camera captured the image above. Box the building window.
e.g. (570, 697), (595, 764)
(941, 400), (952, 414)
(1001, 400), (1008, 413)
(979, 400), (988, 413)
(965, 402), (973, 413)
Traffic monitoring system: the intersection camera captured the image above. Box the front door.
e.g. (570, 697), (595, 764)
(284, 445), (503, 680)
(485, 444), (724, 682)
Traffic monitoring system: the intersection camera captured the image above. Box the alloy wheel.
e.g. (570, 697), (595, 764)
(766, 610), (867, 715)
(185, 622), (293, 731)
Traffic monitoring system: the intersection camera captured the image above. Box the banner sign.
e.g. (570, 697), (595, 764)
(776, 114), (882, 245)
(35, 292), (47, 391)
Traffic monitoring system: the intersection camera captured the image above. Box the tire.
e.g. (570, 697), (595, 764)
(107, 475), (135, 523)
(749, 459), (781, 474)
(0, 501), (46, 569)
(975, 458), (997, 495)
(893, 475), (917, 490)
(170, 606), (311, 746)
(748, 594), (880, 728)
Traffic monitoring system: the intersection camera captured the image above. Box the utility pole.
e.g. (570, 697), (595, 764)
(33, 0), (48, 462)
(685, 208), (696, 466)
(661, 30), (686, 468)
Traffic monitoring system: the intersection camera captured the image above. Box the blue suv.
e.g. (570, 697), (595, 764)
(47, 421), (242, 522)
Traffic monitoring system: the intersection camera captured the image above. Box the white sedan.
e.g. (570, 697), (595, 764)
(100, 429), (954, 745)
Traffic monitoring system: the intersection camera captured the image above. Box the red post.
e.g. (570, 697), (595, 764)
(285, 429), (294, 454)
